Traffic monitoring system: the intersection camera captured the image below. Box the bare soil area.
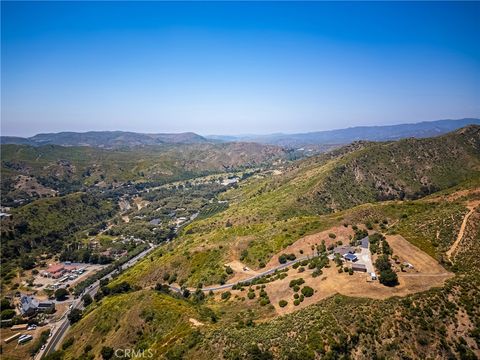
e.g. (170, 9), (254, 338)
(225, 260), (260, 283)
(14, 175), (58, 197)
(265, 226), (355, 269)
(264, 234), (452, 315)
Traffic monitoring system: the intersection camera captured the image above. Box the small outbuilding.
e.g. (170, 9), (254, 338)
(351, 263), (367, 272)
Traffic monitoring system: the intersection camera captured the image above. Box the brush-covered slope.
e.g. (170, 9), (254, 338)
(59, 186), (480, 360)
(1, 142), (287, 202)
(225, 125), (480, 220)
(108, 127), (480, 289)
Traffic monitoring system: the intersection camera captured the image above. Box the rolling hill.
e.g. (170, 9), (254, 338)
(4, 126), (480, 360)
(0, 131), (209, 148)
(0, 142), (288, 204)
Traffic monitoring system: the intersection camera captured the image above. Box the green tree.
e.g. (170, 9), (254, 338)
(67, 308), (83, 324)
(379, 268), (399, 286)
(55, 288), (69, 301)
(82, 293), (93, 307)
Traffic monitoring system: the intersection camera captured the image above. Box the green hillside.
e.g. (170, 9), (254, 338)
(0, 192), (116, 282)
(59, 188), (480, 360)
(105, 126), (480, 288)
(10, 127), (480, 359)
(1, 142), (288, 203)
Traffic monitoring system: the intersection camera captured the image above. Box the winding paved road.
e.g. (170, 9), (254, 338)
(169, 255), (316, 293)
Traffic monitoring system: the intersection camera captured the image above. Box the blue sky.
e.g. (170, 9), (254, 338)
(1, 1), (479, 136)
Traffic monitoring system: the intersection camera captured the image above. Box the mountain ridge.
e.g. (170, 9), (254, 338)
(2, 118), (479, 149)
(207, 118), (480, 147)
(0, 131), (209, 148)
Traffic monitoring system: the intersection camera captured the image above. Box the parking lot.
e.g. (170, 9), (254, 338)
(31, 263), (105, 292)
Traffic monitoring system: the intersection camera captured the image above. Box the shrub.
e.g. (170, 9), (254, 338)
(279, 300), (288, 308)
(101, 346), (115, 360)
(328, 233), (336, 239)
(62, 337), (74, 350)
(225, 266), (234, 275)
(247, 291), (255, 299)
(312, 269), (322, 278)
(289, 278), (305, 288)
(293, 299), (300, 306)
(301, 286), (314, 297)
(0, 309), (15, 320)
(221, 291), (231, 300)
(259, 298), (270, 306)
(0, 298), (13, 310)
(82, 294), (93, 307)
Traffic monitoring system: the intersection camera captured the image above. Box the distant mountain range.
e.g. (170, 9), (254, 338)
(207, 118), (480, 148)
(2, 118), (479, 149)
(0, 131), (207, 148)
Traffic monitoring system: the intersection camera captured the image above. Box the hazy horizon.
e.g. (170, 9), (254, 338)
(0, 117), (478, 139)
(2, 2), (480, 137)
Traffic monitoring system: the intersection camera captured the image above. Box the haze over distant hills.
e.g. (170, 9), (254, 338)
(1, 118), (479, 149)
(207, 118), (480, 147)
(0, 131), (208, 148)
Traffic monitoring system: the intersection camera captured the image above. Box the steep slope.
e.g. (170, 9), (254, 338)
(225, 125), (480, 220)
(59, 187), (480, 360)
(106, 126), (480, 288)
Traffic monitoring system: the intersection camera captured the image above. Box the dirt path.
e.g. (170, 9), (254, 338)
(446, 201), (480, 260)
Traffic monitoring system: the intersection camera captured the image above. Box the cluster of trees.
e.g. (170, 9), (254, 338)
(73, 244), (147, 295)
(1, 192), (116, 281)
(59, 248), (113, 265)
(0, 298), (15, 320)
(278, 253), (296, 264)
(375, 255), (398, 286)
(369, 233), (392, 255)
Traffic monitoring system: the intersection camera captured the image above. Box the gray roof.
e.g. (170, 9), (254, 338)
(333, 246), (355, 256)
(360, 236), (369, 249)
(20, 295), (39, 314)
(352, 263), (367, 271)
